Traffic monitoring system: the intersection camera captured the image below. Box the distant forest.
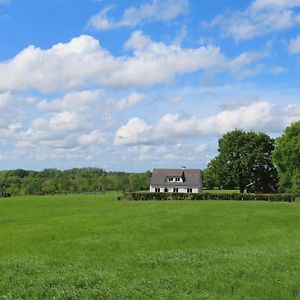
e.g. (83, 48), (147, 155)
(0, 168), (152, 195)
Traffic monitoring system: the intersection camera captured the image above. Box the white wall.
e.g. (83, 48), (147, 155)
(150, 185), (199, 193)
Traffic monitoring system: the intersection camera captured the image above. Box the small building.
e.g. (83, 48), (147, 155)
(150, 167), (202, 193)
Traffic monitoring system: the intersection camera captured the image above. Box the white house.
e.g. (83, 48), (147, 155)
(150, 168), (202, 193)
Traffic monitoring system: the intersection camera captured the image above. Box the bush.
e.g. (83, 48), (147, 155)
(120, 192), (295, 202)
(0, 193), (11, 198)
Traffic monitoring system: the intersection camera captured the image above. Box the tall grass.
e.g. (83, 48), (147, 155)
(0, 193), (300, 299)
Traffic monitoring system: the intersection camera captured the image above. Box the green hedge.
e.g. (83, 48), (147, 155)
(0, 193), (11, 198)
(119, 192), (296, 202)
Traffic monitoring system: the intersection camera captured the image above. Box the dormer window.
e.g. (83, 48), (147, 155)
(168, 177), (174, 182)
(176, 177), (180, 182)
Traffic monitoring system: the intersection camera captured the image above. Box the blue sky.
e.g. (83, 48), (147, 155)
(0, 0), (300, 171)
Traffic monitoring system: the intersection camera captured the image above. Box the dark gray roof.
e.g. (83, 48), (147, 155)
(150, 168), (201, 187)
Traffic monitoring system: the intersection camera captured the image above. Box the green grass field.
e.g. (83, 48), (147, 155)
(1, 193), (300, 299)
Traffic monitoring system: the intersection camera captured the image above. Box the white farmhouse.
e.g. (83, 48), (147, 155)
(150, 168), (202, 193)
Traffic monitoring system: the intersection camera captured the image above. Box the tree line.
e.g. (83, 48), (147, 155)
(1, 121), (299, 196)
(0, 168), (152, 195)
(203, 121), (300, 193)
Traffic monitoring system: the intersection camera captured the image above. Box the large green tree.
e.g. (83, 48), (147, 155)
(272, 121), (300, 193)
(206, 130), (278, 193)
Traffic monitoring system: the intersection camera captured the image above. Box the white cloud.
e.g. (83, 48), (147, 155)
(48, 111), (84, 132)
(251, 0), (300, 10)
(207, 0), (300, 41)
(288, 34), (300, 54)
(0, 35), (121, 93)
(78, 130), (106, 146)
(1, 84), (300, 167)
(0, 92), (33, 130)
(88, 0), (188, 30)
(37, 90), (144, 112)
(37, 90), (103, 112)
(114, 101), (297, 145)
(227, 50), (268, 78)
(0, 32), (268, 93)
(9, 108), (108, 161)
(24, 112), (87, 146)
(0, 33), (228, 93)
(271, 66), (287, 74)
(112, 93), (145, 111)
(114, 117), (152, 145)
(126, 143), (208, 163)
(284, 104), (300, 124)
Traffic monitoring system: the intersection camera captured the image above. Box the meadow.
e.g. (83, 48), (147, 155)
(0, 193), (300, 299)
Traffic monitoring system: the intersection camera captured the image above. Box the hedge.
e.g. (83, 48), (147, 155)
(0, 192), (11, 198)
(119, 192), (296, 202)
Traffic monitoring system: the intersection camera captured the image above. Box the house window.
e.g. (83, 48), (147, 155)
(168, 177), (174, 182)
(176, 177), (180, 182)
(164, 188), (168, 193)
(187, 188), (192, 193)
(155, 188), (160, 193)
(173, 188), (179, 193)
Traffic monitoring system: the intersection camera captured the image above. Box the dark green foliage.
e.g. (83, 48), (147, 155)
(0, 168), (151, 195)
(0, 192), (10, 198)
(120, 192), (295, 202)
(204, 130), (278, 193)
(272, 121), (300, 193)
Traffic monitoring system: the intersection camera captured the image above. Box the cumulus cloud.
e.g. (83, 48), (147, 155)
(0, 89), (143, 163)
(127, 143), (209, 163)
(37, 90), (145, 112)
(114, 101), (299, 145)
(11, 109), (107, 155)
(37, 90), (103, 112)
(206, 0), (300, 41)
(115, 117), (151, 145)
(288, 34), (300, 54)
(0, 35), (119, 93)
(0, 32), (266, 93)
(78, 130), (106, 146)
(0, 92), (34, 130)
(88, 0), (188, 30)
(1, 85), (299, 167)
(252, 0), (300, 10)
(25, 112), (87, 144)
(106, 92), (145, 111)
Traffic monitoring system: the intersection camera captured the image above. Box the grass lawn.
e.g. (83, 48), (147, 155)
(0, 193), (300, 299)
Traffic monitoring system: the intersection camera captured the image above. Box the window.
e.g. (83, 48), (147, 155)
(155, 188), (160, 193)
(187, 188), (192, 193)
(164, 188), (168, 193)
(176, 177), (180, 182)
(168, 177), (174, 182)
(173, 188), (179, 193)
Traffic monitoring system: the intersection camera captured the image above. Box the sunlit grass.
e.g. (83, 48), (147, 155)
(0, 193), (299, 299)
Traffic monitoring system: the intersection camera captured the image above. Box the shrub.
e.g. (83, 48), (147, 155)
(120, 192), (295, 202)
(0, 193), (11, 198)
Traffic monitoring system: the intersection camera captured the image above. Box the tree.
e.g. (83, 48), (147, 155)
(41, 179), (57, 194)
(207, 130), (278, 193)
(272, 121), (300, 193)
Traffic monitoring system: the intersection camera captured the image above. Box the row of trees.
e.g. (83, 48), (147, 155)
(1, 122), (298, 196)
(0, 168), (151, 195)
(203, 121), (300, 193)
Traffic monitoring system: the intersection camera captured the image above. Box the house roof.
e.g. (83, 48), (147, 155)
(150, 168), (201, 187)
